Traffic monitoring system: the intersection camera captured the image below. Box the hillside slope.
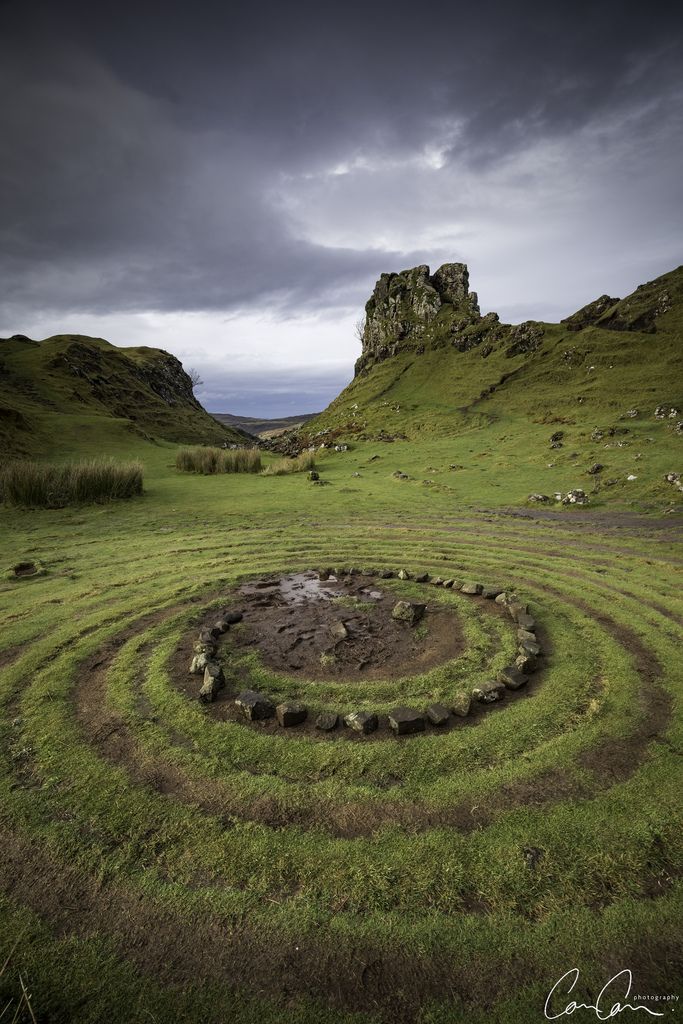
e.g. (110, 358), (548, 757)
(0, 334), (243, 457)
(302, 264), (683, 510)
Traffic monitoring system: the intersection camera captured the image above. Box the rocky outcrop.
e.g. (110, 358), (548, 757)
(561, 266), (683, 334)
(355, 262), (544, 373)
(50, 340), (202, 411)
(561, 295), (620, 331)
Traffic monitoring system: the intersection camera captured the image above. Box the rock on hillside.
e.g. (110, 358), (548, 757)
(562, 266), (683, 335)
(356, 262), (545, 374)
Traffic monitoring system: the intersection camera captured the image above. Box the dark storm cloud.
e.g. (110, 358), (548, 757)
(1, 0), (682, 323)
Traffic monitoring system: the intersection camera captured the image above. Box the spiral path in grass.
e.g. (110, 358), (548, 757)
(1, 506), (681, 1023)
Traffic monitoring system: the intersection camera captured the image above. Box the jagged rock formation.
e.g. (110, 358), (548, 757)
(355, 262), (543, 374)
(560, 295), (621, 332)
(560, 267), (682, 334)
(48, 338), (203, 415)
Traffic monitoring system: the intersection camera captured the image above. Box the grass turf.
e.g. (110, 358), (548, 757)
(0, 424), (681, 1023)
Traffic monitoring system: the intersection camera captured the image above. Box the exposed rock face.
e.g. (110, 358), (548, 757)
(561, 295), (620, 331)
(561, 267), (683, 334)
(354, 262), (543, 373)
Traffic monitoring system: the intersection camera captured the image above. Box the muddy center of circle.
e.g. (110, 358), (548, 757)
(229, 571), (464, 680)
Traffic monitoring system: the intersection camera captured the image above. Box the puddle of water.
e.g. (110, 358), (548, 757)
(241, 571), (340, 606)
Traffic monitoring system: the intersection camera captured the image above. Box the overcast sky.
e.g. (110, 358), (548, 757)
(1, 1), (682, 415)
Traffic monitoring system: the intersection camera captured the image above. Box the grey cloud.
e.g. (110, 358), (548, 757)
(1, 0), (682, 332)
(196, 367), (351, 418)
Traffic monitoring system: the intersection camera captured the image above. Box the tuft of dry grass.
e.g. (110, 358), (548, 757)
(0, 459), (143, 508)
(175, 447), (262, 475)
(261, 452), (316, 476)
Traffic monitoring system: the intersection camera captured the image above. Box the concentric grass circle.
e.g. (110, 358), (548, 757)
(0, 506), (681, 1023)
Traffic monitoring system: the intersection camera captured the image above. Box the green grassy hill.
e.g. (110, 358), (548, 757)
(302, 265), (683, 512)
(0, 334), (243, 457)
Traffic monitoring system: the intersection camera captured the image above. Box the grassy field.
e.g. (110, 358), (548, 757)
(0, 424), (681, 1022)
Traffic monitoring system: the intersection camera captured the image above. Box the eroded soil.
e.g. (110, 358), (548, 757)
(225, 571), (464, 681)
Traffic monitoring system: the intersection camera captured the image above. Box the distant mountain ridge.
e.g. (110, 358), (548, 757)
(212, 411), (319, 438)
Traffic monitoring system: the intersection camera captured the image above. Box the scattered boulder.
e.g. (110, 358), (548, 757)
(426, 703), (451, 726)
(193, 640), (216, 656)
(199, 675), (219, 703)
(391, 600), (426, 625)
(344, 711), (378, 734)
(664, 472), (683, 492)
(561, 489), (589, 505)
(308, 470), (320, 481)
(235, 689), (275, 721)
(528, 493), (550, 503)
(655, 405), (680, 419)
(498, 666), (528, 690)
(189, 652), (210, 675)
(198, 626), (220, 644)
(495, 592), (510, 606)
(388, 707), (426, 736)
(276, 703), (308, 727)
(508, 600), (528, 621)
(516, 652), (538, 674)
(222, 610), (243, 624)
(550, 431), (564, 444)
(330, 621), (349, 640)
(517, 628), (537, 643)
(624, 409), (639, 418)
(460, 582), (483, 595)
(452, 692), (472, 717)
(472, 680), (506, 703)
(392, 470), (410, 480)
(213, 619), (230, 634)
(587, 463), (603, 475)
(315, 711), (339, 731)
(203, 661), (224, 688)
(397, 569), (412, 580)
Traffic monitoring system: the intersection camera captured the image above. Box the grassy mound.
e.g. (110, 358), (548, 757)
(0, 333), (245, 457)
(176, 447), (262, 474)
(0, 458), (143, 507)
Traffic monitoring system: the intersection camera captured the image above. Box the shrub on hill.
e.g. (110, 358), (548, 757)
(0, 459), (143, 507)
(175, 447), (262, 475)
